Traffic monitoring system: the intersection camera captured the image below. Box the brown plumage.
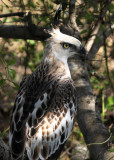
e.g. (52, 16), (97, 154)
(9, 27), (85, 160)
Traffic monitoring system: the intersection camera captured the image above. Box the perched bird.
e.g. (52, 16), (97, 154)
(9, 27), (86, 160)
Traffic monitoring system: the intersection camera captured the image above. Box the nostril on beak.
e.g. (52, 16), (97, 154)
(79, 45), (86, 54)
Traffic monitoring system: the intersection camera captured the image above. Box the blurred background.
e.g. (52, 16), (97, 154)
(0, 0), (114, 159)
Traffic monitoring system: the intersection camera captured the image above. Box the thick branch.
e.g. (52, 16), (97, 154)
(68, 55), (113, 160)
(0, 24), (81, 41)
(85, 0), (112, 52)
(69, 0), (78, 30)
(0, 12), (26, 18)
(67, 0), (113, 159)
(85, 22), (101, 52)
(0, 25), (49, 40)
(87, 23), (114, 60)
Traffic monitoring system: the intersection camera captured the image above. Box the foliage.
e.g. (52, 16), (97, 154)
(0, 57), (19, 90)
(0, 127), (9, 138)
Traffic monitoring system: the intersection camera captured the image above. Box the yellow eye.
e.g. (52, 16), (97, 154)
(63, 43), (70, 49)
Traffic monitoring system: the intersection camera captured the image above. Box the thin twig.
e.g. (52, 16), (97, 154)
(1, 0), (9, 8)
(87, 133), (112, 146)
(42, 0), (48, 15)
(91, 72), (105, 80)
(54, 3), (62, 24)
(60, 145), (74, 158)
(24, 41), (30, 76)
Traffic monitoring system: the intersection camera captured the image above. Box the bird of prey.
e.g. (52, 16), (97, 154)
(9, 27), (86, 160)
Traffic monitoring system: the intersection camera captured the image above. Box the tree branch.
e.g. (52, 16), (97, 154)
(85, 22), (101, 52)
(0, 25), (49, 40)
(0, 12), (26, 18)
(69, 0), (79, 30)
(85, 0), (112, 52)
(0, 24), (81, 41)
(68, 0), (113, 159)
(68, 55), (113, 160)
(87, 23), (114, 60)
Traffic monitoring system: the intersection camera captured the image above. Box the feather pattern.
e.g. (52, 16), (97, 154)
(9, 27), (83, 160)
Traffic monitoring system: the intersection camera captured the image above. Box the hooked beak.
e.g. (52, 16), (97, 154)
(79, 45), (86, 54)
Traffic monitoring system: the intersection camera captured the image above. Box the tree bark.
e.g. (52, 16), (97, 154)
(68, 54), (113, 160)
(0, 139), (10, 160)
(0, 25), (49, 40)
(68, 0), (113, 159)
(87, 23), (114, 60)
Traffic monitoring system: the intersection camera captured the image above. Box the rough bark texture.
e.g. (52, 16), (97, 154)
(0, 139), (10, 160)
(67, 1), (113, 159)
(68, 55), (113, 160)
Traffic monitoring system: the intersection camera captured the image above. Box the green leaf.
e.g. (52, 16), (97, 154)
(27, 40), (36, 45)
(109, 148), (114, 152)
(11, 81), (19, 90)
(95, 35), (99, 42)
(8, 68), (15, 78)
(108, 96), (114, 105)
(3, 17), (7, 23)
(109, 3), (114, 13)
(105, 96), (114, 110)
(0, 72), (2, 78)
(7, 59), (16, 66)
(101, 24), (106, 31)
(7, 79), (19, 90)
(0, 79), (6, 87)
(80, 29), (88, 35)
